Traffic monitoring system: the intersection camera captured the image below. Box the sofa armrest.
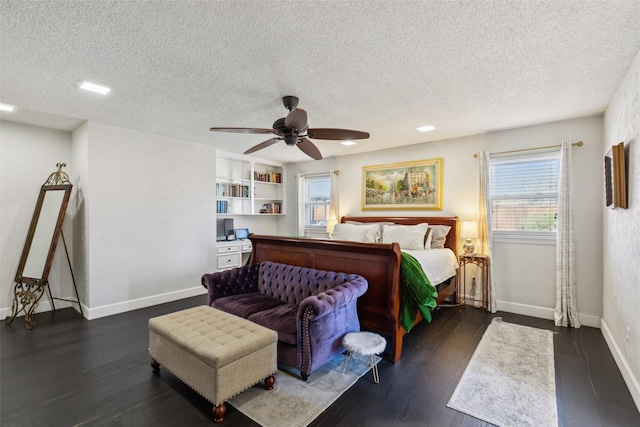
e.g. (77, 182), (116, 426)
(201, 263), (260, 305)
(298, 276), (368, 321)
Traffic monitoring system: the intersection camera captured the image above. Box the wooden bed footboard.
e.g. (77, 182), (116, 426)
(249, 216), (458, 363)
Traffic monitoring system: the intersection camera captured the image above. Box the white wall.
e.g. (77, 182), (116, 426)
(484, 117), (604, 325)
(79, 122), (217, 318)
(2, 115), (605, 329)
(602, 48), (640, 408)
(0, 121), (75, 317)
(71, 121), (90, 310)
(1, 120), (219, 320)
(282, 115), (604, 326)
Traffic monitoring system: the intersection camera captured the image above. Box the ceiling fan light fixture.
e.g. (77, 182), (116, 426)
(78, 80), (111, 95)
(417, 125), (436, 132)
(284, 134), (298, 146)
(340, 140), (356, 146)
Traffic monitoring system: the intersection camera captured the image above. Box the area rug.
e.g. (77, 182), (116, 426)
(229, 353), (378, 427)
(447, 317), (557, 427)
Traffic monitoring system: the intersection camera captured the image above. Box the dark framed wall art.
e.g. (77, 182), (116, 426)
(604, 142), (627, 209)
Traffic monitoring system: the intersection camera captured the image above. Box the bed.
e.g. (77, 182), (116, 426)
(248, 216), (459, 363)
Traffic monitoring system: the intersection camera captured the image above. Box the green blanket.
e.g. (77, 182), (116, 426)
(400, 252), (438, 332)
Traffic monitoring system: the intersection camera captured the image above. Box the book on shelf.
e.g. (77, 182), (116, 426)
(259, 202), (282, 214)
(217, 200), (230, 214)
(253, 171), (282, 183)
(216, 183), (249, 198)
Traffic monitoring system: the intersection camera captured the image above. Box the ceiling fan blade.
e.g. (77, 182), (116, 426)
(210, 127), (274, 134)
(307, 128), (369, 140)
(284, 108), (308, 131)
(297, 137), (323, 160)
(243, 137), (282, 155)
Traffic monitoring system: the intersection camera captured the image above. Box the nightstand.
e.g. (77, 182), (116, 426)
(458, 253), (489, 314)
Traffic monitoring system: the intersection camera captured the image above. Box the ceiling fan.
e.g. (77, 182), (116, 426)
(209, 96), (369, 160)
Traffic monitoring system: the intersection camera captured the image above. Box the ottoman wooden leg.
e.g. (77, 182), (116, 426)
(264, 374), (275, 390)
(213, 402), (226, 423)
(150, 359), (160, 372)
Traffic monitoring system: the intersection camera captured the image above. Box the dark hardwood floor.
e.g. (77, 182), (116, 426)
(2, 296), (639, 426)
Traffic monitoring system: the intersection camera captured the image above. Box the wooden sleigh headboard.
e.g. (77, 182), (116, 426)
(249, 216), (458, 362)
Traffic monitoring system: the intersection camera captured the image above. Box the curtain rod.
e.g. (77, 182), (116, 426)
(296, 170), (339, 178)
(472, 141), (583, 158)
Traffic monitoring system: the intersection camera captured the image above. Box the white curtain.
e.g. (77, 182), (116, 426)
(554, 140), (580, 327)
(296, 174), (305, 236)
(326, 170), (340, 235)
(478, 151), (497, 313)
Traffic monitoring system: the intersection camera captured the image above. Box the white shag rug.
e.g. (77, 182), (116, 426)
(447, 317), (558, 427)
(229, 353), (379, 427)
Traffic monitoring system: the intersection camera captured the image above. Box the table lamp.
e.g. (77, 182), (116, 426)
(461, 220), (478, 254)
(326, 217), (338, 237)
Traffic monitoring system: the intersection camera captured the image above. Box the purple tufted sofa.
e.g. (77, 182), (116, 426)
(201, 261), (368, 380)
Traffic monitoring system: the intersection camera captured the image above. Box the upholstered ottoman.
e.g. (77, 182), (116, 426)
(149, 306), (277, 423)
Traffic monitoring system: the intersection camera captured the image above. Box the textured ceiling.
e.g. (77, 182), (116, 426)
(2, 1), (640, 163)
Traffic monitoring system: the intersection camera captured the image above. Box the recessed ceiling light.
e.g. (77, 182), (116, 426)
(417, 125), (436, 132)
(0, 102), (16, 112)
(340, 140), (356, 146)
(78, 81), (111, 95)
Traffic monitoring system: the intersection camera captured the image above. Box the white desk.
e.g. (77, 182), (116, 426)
(216, 240), (252, 271)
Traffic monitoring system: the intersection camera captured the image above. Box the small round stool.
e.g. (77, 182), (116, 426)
(342, 331), (386, 384)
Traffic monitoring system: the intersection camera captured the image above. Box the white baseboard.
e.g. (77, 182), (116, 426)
(84, 286), (207, 320)
(0, 298), (75, 320)
(496, 300), (601, 328)
(601, 319), (640, 412)
(1, 287), (207, 321)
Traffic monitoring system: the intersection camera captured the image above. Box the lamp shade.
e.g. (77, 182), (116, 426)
(326, 217), (338, 234)
(460, 221), (478, 239)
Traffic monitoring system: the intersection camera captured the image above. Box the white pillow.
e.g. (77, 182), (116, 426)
(424, 228), (433, 250)
(382, 223), (429, 250)
(345, 221), (394, 242)
(429, 225), (452, 249)
(331, 223), (380, 242)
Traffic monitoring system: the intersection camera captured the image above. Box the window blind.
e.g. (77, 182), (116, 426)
(490, 151), (559, 234)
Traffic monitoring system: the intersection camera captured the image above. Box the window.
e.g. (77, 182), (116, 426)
(302, 174), (330, 230)
(490, 151), (559, 238)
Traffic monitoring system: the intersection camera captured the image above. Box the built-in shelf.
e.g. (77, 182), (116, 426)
(215, 153), (285, 217)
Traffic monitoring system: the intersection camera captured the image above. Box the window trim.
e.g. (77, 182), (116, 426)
(301, 173), (331, 232)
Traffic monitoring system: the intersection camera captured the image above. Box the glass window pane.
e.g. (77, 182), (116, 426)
(490, 153), (559, 234)
(303, 175), (330, 228)
(305, 204), (329, 227)
(491, 198), (557, 232)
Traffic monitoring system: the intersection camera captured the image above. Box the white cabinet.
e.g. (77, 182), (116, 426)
(216, 240), (253, 271)
(216, 154), (284, 216)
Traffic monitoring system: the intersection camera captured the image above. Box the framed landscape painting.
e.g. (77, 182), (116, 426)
(362, 158), (443, 210)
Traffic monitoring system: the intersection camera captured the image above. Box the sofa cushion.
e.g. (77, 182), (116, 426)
(248, 303), (298, 345)
(212, 292), (284, 319)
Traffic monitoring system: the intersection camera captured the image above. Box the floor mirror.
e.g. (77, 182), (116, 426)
(6, 163), (81, 329)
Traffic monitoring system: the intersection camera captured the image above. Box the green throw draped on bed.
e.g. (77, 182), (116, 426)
(400, 252), (438, 332)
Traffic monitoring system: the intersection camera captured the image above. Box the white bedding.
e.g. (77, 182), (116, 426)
(403, 248), (459, 286)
